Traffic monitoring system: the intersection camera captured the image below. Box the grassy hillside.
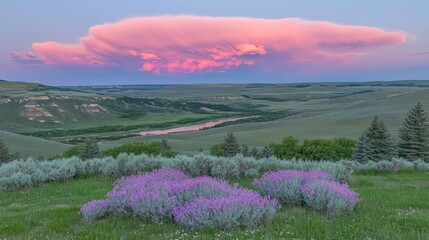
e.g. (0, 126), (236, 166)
(2, 80), (429, 156)
(1, 172), (428, 239)
(0, 130), (69, 157)
(107, 81), (429, 152)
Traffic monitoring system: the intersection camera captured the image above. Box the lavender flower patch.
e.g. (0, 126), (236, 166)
(81, 168), (279, 228)
(253, 170), (332, 204)
(173, 190), (279, 229)
(80, 199), (110, 222)
(301, 180), (360, 216)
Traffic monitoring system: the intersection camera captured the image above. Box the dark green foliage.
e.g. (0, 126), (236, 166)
(63, 144), (84, 158)
(270, 136), (300, 160)
(250, 147), (260, 159)
(26, 117), (217, 138)
(0, 138), (10, 164)
(223, 132), (240, 157)
(270, 136), (356, 161)
(353, 116), (395, 162)
(398, 103), (429, 161)
(79, 138), (100, 160)
(298, 138), (356, 161)
(260, 146), (273, 159)
(210, 144), (226, 157)
(241, 144), (249, 157)
(159, 139), (177, 158)
(102, 141), (176, 158)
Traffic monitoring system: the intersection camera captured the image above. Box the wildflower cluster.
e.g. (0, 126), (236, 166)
(80, 168), (279, 229)
(253, 170), (359, 216)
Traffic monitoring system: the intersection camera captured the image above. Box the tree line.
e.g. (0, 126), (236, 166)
(353, 103), (429, 162)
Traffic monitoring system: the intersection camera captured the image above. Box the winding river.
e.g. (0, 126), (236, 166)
(138, 117), (249, 136)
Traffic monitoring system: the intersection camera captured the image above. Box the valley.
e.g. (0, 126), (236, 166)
(1, 79), (429, 157)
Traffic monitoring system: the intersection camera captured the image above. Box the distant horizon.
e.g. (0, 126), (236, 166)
(3, 78), (429, 87)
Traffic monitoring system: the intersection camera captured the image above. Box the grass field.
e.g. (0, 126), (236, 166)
(1, 172), (428, 239)
(0, 130), (69, 158)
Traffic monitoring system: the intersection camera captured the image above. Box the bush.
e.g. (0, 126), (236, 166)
(102, 141), (176, 158)
(1, 154), (426, 191)
(173, 191), (279, 229)
(301, 180), (360, 216)
(83, 168), (279, 229)
(270, 136), (356, 161)
(253, 170), (332, 204)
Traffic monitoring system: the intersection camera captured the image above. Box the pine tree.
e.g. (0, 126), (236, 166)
(241, 144), (249, 157)
(223, 132), (240, 157)
(160, 139), (176, 157)
(79, 138), (100, 160)
(353, 116), (395, 162)
(398, 103), (429, 161)
(353, 130), (371, 163)
(260, 146), (273, 159)
(0, 138), (10, 164)
(250, 147), (260, 159)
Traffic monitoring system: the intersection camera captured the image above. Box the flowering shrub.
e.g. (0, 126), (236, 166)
(173, 191), (279, 229)
(253, 170), (332, 204)
(80, 199), (110, 222)
(301, 180), (360, 216)
(82, 168), (278, 228)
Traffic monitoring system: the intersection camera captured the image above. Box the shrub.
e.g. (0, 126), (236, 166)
(84, 168), (278, 229)
(0, 138), (11, 164)
(253, 170), (332, 204)
(1, 153), (426, 191)
(173, 191), (279, 229)
(301, 180), (360, 216)
(103, 141), (176, 158)
(270, 136), (356, 161)
(80, 199), (110, 222)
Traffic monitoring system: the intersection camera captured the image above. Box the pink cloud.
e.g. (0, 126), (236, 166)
(12, 16), (407, 74)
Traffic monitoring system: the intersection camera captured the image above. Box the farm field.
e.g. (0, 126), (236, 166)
(1, 172), (428, 239)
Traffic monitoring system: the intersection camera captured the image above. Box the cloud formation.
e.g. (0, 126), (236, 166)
(12, 16), (407, 74)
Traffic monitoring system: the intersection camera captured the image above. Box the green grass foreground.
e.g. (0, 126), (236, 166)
(1, 172), (428, 239)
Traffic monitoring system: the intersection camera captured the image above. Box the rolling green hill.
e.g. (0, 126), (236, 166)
(0, 130), (69, 157)
(2, 79), (429, 157)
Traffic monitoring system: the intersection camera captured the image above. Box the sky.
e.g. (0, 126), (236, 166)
(1, 0), (428, 86)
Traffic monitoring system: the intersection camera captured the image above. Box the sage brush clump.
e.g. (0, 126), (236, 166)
(253, 170), (332, 204)
(1, 153), (427, 191)
(81, 168), (279, 229)
(301, 180), (360, 216)
(80, 199), (110, 222)
(173, 191), (279, 229)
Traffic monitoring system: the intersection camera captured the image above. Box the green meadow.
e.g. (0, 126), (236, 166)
(1, 172), (428, 239)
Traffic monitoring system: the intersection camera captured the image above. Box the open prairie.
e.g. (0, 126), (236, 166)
(1, 80), (429, 156)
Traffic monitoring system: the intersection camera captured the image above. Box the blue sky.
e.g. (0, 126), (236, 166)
(1, 0), (428, 85)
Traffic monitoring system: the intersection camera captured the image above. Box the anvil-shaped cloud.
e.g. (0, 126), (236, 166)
(12, 16), (406, 74)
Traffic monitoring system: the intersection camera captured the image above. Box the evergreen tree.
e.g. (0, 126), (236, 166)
(353, 130), (371, 163)
(0, 138), (10, 164)
(260, 146), (273, 159)
(353, 116), (394, 162)
(250, 147), (260, 159)
(160, 139), (172, 152)
(79, 138), (100, 160)
(398, 103), (429, 161)
(241, 144), (249, 157)
(160, 139), (176, 157)
(223, 132), (240, 157)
